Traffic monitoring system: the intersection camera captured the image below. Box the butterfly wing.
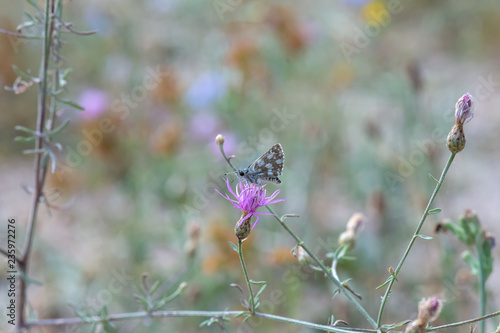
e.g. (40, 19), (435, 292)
(247, 143), (284, 184)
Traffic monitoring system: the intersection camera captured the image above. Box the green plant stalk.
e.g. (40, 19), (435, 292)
(18, 0), (55, 328)
(376, 152), (456, 327)
(26, 310), (374, 333)
(427, 310), (500, 332)
(476, 242), (486, 333)
(266, 206), (377, 328)
(238, 239), (255, 314)
(25, 309), (500, 332)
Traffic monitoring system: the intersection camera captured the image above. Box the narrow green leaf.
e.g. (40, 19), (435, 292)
(255, 284), (267, 299)
(228, 241), (238, 252)
(22, 148), (44, 154)
(153, 297), (168, 310)
(12, 65), (34, 81)
(48, 119), (70, 136)
(417, 234), (433, 240)
(149, 280), (161, 295)
(18, 270), (43, 286)
(58, 99), (84, 110)
(44, 149), (58, 173)
(15, 136), (36, 143)
(376, 276), (392, 289)
(134, 284), (148, 298)
(249, 280), (266, 285)
(25, 0), (44, 17)
(428, 208), (442, 215)
(134, 298), (148, 308)
(24, 12), (41, 25)
(234, 311), (248, 318)
(428, 173), (439, 183)
(15, 125), (37, 134)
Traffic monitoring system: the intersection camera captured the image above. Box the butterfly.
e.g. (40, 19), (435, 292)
(236, 143), (285, 184)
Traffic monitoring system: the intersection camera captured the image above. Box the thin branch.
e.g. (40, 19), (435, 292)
(265, 205), (378, 328)
(427, 310), (500, 331)
(18, 0), (55, 329)
(26, 310), (374, 333)
(53, 14), (98, 35)
(238, 239), (255, 314)
(0, 28), (33, 39)
(377, 153), (456, 326)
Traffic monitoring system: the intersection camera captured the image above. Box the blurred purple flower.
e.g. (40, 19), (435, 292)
(190, 111), (220, 140)
(78, 88), (109, 121)
(216, 179), (285, 229)
(184, 72), (227, 110)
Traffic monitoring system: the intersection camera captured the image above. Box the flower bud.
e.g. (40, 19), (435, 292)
(296, 246), (312, 266)
(215, 134), (225, 145)
(418, 297), (442, 322)
(338, 212), (366, 249)
(184, 221), (200, 259)
(454, 93), (474, 124)
(404, 297), (442, 333)
(235, 211), (253, 241)
(446, 93), (474, 154)
(346, 213), (365, 233)
(338, 230), (356, 249)
(404, 319), (427, 333)
(446, 123), (466, 154)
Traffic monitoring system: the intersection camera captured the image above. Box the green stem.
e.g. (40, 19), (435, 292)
(26, 310), (376, 332)
(476, 242), (486, 333)
(427, 310), (500, 332)
(238, 239), (255, 314)
(18, 0), (55, 329)
(266, 206), (377, 329)
(376, 153), (456, 327)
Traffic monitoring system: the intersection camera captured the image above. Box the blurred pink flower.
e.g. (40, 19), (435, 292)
(78, 88), (109, 121)
(216, 179), (284, 229)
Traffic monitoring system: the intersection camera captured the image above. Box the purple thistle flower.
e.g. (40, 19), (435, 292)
(217, 178), (285, 230)
(454, 92), (474, 124)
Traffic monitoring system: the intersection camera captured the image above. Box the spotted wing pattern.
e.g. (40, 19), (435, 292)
(237, 143), (284, 184)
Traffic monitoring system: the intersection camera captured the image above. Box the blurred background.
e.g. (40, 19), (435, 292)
(1, 0), (499, 332)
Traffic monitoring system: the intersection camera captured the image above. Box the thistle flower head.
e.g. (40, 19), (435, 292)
(454, 92), (474, 125)
(217, 179), (285, 239)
